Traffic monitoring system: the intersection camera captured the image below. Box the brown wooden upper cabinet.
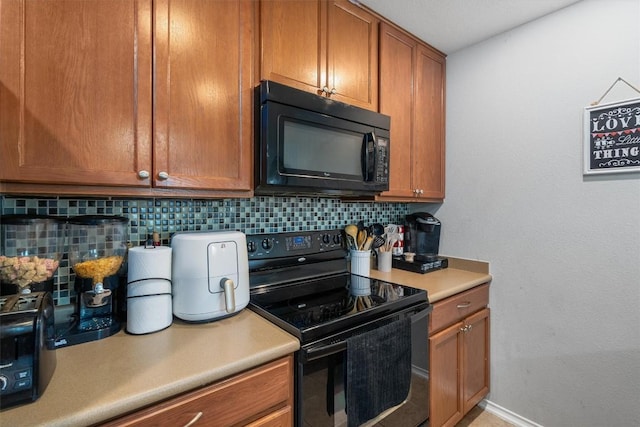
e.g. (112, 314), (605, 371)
(0, 0), (254, 196)
(377, 22), (446, 202)
(260, 0), (379, 111)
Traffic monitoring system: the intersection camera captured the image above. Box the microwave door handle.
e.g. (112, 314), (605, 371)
(362, 132), (376, 181)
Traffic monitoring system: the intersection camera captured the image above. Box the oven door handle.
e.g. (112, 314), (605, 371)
(410, 304), (431, 325)
(303, 341), (347, 362)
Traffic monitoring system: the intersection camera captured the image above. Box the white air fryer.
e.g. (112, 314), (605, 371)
(171, 231), (249, 322)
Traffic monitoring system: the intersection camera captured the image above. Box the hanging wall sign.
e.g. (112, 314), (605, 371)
(584, 97), (640, 175)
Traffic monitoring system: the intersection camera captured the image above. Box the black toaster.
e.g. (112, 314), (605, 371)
(0, 292), (56, 409)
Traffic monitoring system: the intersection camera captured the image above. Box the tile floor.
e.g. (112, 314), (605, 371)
(456, 405), (516, 427)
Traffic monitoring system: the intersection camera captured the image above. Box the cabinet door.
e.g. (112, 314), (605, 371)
(153, 0), (253, 191)
(413, 44), (446, 200)
(377, 23), (445, 202)
(0, 0), (152, 187)
(378, 23), (417, 199)
(260, 0), (326, 95)
(462, 307), (490, 413)
(326, 0), (378, 110)
(260, 0), (377, 110)
(429, 321), (464, 427)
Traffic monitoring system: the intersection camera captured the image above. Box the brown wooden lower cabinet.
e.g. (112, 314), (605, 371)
(100, 355), (293, 427)
(429, 284), (490, 427)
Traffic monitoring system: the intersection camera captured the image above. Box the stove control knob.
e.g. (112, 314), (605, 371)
(322, 234), (330, 244)
(333, 234), (341, 245)
(247, 241), (256, 253)
(0, 375), (7, 391)
(261, 238), (273, 250)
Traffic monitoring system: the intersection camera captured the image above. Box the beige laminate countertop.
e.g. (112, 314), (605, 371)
(367, 256), (492, 303)
(1, 310), (299, 427)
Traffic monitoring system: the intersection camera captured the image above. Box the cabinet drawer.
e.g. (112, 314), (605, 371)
(429, 284), (489, 334)
(246, 405), (292, 427)
(103, 356), (293, 427)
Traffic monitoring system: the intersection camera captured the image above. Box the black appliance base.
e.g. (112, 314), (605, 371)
(392, 256), (448, 274)
(53, 319), (121, 348)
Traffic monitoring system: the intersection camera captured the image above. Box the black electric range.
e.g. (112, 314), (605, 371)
(246, 229), (432, 427)
(247, 229), (428, 344)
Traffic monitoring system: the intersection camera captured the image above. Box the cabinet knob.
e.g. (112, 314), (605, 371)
(158, 171), (169, 180)
(137, 170), (150, 179)
(322, 86), (330, 94)
(330, 87), (337, 94)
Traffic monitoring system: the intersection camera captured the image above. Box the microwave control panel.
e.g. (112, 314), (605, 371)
(374, 137), (389, 183)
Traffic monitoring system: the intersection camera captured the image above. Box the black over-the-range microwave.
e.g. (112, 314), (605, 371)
(255, 80), (391, 197)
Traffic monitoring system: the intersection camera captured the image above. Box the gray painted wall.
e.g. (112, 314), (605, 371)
(416, 0), (640, 425)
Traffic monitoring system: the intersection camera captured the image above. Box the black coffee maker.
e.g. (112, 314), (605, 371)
(392, 212), (447, 274)
(404, 212), (442, 261)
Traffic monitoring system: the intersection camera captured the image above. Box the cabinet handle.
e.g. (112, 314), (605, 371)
(460, 325), (468, 333)
(418, 189), (424, 195)
(456, 302), (472, 309)
(137, 170), (150, 179)
(158, 171), (169, 180)
(183, 412), (203, 427)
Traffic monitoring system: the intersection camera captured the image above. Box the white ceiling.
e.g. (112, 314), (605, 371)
(359, 0), (582, 54)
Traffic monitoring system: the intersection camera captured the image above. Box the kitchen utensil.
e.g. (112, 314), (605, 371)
(356, 229), (367, 250)
(171, 231), (249, 322)
(362, 236), (374, 251)
(369, 223), (384, 237)
(371, 236), (386, 251)
(344, 224), (359, 250)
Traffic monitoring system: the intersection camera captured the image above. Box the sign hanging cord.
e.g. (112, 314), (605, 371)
(591, 77), (640, 106)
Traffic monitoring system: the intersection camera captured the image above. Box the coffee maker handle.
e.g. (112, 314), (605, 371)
(220, 278), (236, 313)
(411, 212), (437, 224)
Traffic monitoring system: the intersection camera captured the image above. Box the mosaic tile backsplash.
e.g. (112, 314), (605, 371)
(1, 195), (409, 305)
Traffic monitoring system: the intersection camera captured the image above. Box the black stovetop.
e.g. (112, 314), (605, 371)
(249, 271), (426, 343)
(247, 229), (428, 344)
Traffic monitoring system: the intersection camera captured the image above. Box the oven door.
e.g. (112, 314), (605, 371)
(296, 303), (431, 427)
